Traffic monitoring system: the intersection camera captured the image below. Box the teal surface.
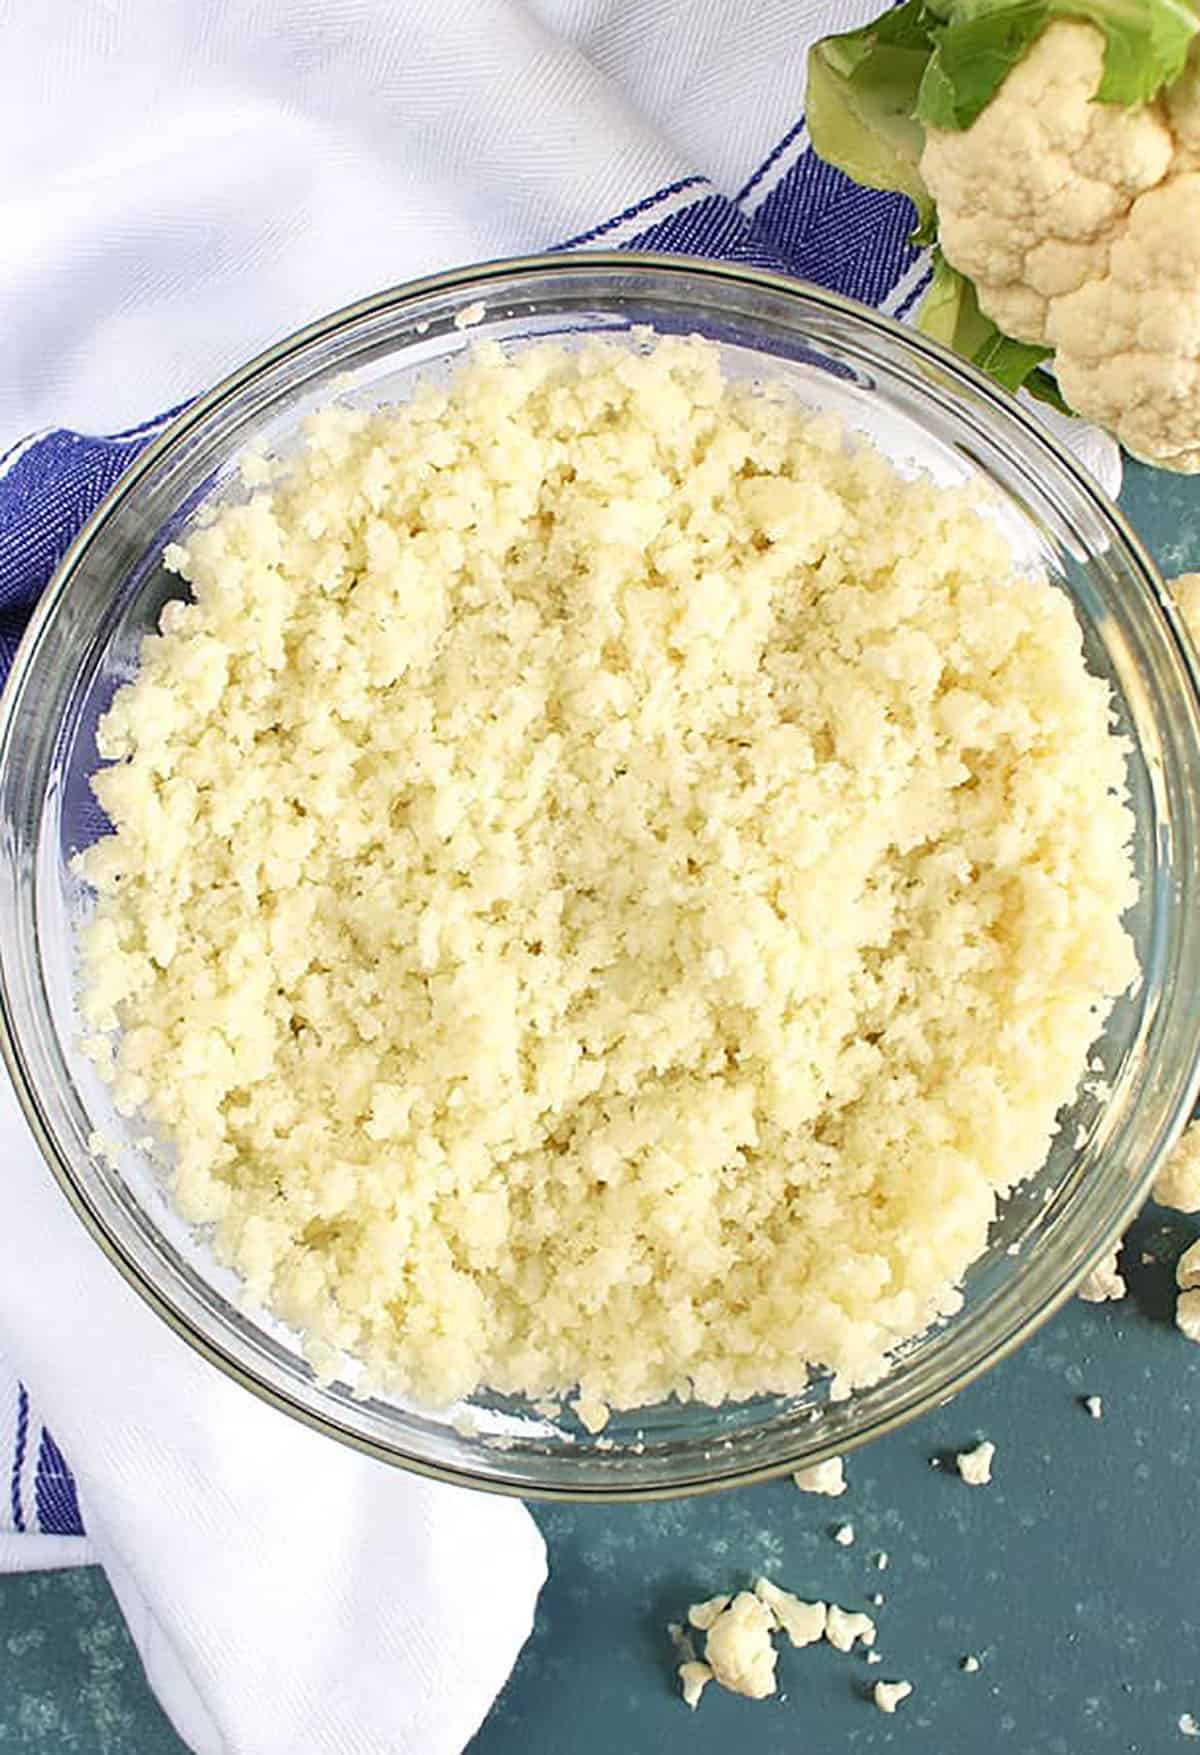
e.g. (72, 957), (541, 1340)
(2, 460), (1199, 1754)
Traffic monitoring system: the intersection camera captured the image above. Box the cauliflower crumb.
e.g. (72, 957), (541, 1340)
(1082, 1394), (1104, 1420)
(687, 1594), (732, 1633)
(1079, 1249), (1127, 1303)
(76, 335), (1139, 1412)
(754, 1577), (827, 1648)
(792, 1456), (846, 1496)
(1177, 1289), (1200, 1345)
(572, 1395), (610, 1435)
(1178, 1240), (1200, 1291)
(669, 1622), (713, 1710)
(833, 1522), (855, 1546)
(701, 1592), (779, 1700)
(873, 1679), (913, 1714)
(961, 1654), (981, 1673)
(1157, 1125), (1200, 1214)
(956, 1439), (995, 1486)
(453, 299), (486, 330)
(825, 1604), (877, 1652)
(1172, 574), (1200, 639)
(86, 1129), (122, 1168)
(678, 1660), (712, 1710)
(676, 1580), (831, 1709)
(1181, 1712), (1200, 1739)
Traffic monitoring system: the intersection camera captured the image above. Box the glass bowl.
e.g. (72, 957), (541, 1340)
(3, 251), (1200, 1502)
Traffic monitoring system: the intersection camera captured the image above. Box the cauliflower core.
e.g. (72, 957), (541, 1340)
(78, 335), (1138, 1413)
(921, 23), (1200, 473)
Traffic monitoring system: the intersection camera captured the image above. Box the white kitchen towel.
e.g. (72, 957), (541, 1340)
(0, 2), (1121, 1752)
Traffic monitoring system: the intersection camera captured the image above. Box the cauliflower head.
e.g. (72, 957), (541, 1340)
(921, 24), (1200, 472)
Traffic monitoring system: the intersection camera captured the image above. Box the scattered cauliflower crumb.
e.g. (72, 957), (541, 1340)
(754, 1577), (827, 1648)
(792, 1456), (847, 1496)
(874, 1551), (889, 1571)
(956, 1440), (995, 1486)
(1171, 573), (1200, 642)
(1157, 1126), (1200, 1213)
(1178, 1240), (1200, 1290)
(687, 1594), (732, 1633)
(86, 1129), (122, 1168)
(572, 1395), (610, 1435)
(870, 1591), (885, 1606)
(669, 1623), (714, 1711)
(1079, 1249), (1127, 1303)
(1175, 1229), (1200, 1352)
(678, 1661), (712, 1710)
(76, 334), (1139, 1412)
(675, 1580), (855, 1710)
(825, 1604), (877, 1653)
(452, 299), (486, 330)
(873, 1679), (913, 1714)
(701, 1592), (779, 1700)
(867, 1649), (883, 1666)
(1177, 1290), (1200, 1345)
(1181, 1712), (1200, 1738)
(1082, 1394), (1104, 1420)
(961, 1654), (981, 1673)
(833, 1522), (855, 1546)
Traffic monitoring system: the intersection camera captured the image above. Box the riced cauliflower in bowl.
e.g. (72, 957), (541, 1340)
(2, 254), (1199, 1498)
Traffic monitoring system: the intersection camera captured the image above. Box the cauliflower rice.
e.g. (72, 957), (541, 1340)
(78, 334), (1138, 1413)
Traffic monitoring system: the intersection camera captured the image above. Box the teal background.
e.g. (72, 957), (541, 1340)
(2, 460), (1199, 1754)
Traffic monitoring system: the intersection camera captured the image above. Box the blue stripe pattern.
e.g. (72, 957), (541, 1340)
(556, 175), (709, 251)
(9, 1386), (28, 1533)
(34, 1428), (85, 1537)
(0, 124), (924, 1540)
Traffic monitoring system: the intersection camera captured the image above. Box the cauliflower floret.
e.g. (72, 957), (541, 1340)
(922, 24), (1200, 472)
